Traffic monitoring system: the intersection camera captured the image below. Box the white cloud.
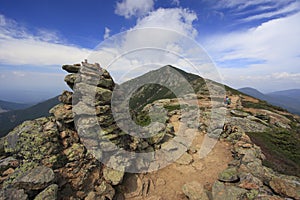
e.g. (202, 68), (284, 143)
(171, 0), (180, 6)
(241, 1), (300, 22)
(115, 0), (154, 18)
(104, 27), (111, 39)
(88, 8), (223, 83)
(204, 12), (300, 91)
(135, 8), (198, 37)
(0, 14), (91, 66)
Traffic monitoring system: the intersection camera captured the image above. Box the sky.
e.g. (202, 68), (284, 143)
(0, 0), (300, 103)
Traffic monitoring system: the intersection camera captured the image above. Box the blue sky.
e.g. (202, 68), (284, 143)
(0, 0), (300, 102)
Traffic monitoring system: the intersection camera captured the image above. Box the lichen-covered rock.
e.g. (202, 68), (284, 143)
(218, 167), (239, 182)
(269, 177), (300, 199)
(4, 118), (61, 166)
(226, 117), (268, 132)
(34, 184), (58, 200)
(49, 104), (73, 123)
(103, 167), (124, 185)
(182, 181), (209, 200)
(212, 181), (248, 200)
(0, 188), (28, 200)
(63, 143), (86, 161)
(12, 166), (54, 190)
(59, 90), (73, 105)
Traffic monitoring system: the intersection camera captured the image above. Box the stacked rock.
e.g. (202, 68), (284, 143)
(0, 61), (126, 200)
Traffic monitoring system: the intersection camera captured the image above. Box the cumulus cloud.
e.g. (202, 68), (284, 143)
(135, 8), (198, 37)
(0, 14), (91, 66)
(87, 8), (217, 84)
(115, 0), (154, 18)
(204, 12), (300, 91)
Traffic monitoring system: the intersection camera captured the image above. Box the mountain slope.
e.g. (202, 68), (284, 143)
(126, 66), (300, 176)
(0, 100), (31, 113)
(239, 87), (300, 115)
(268, 89), (300, 99)
(0, 96), (60, 137)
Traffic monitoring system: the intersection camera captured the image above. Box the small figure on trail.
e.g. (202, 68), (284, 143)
(224, 96), (231, 107)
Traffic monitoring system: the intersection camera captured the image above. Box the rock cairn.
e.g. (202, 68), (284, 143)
(0, 61), (122, 200)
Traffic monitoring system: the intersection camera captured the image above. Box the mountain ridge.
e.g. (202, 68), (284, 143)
(238, 87), (300, 115)
(0, 62), (299, 200)
(0, 95), (60, 137)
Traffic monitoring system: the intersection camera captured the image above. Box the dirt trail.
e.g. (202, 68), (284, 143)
(118, 115), (233, 200)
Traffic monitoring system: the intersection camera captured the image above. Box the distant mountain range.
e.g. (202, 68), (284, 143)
(0, 100), (31, 113)
(0, 96), (60, 137)
(238, 87), (300, 115)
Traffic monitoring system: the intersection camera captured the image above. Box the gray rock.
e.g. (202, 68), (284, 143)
(13, 166), (55, 190)
(64, 73), (77, 89)
(246, 115), (269, 126)
(212, 181), (247, 200)
(0, 188), (28, 200)
(34, 184), (58, 200)
(0, 157), (18, 172)
(62, 64), (81, 73)
(226, 117), (268, 132)
(218, 167), (239, 182)
(207, 129), (222, 139)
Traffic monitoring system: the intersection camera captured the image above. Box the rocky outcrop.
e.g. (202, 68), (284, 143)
(0, 61), (121, 200)
(0, 61), (299, 200)
(212, 124), (300, 200)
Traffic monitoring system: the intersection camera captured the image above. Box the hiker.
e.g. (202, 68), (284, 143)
(224, 96), (231, 106)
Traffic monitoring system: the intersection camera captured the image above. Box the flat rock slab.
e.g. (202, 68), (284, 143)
(226, 117), (268, 132)
(13, 166), (55, 190)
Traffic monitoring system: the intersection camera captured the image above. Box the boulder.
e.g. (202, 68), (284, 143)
(4, 118), (61, 165)
(212, 181), (247, 200)
(0, 188), (28, 200)
(58, 90), (73, 104)
(0, 157), (18, 173)
(13, 166), (54, 190)
(34, 184), (58, 200)
(103, 167), (124, 185)
(49, 104), (73, 123)
(225, 117), (268, 132)
(62, 64), (81, 73)
(218, 167), (239, 182)
(269, 177), (300, 199)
